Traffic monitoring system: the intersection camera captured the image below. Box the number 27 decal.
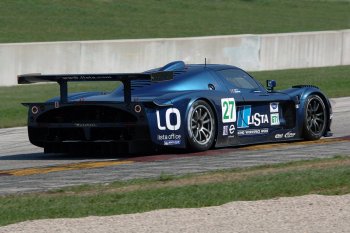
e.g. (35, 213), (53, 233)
(221, 98), (236, 123)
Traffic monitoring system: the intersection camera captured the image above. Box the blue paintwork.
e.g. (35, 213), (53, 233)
(40, 61), (332, 149)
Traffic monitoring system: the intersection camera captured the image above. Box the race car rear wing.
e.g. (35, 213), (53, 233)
(18, 71), (173, 104)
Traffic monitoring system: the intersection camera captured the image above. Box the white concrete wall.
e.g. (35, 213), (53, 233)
(342, 30), (350, 65)
(260, 31), (343, 70)
(0, 30), (349, 86)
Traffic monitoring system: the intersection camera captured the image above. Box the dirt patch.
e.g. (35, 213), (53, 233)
(1, 194), (349, 233)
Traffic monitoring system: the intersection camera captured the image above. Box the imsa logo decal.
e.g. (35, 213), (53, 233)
(270, 102), (279, 113)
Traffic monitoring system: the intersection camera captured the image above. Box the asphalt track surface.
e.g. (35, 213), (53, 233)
(0, 97), (349, 195)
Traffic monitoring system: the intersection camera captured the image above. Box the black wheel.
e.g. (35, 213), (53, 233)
(186, 100), (216, 151)
(303, 95), (327, 140)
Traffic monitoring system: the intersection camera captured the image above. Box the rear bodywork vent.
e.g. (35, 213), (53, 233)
(130, 79), (152, 90)
(292, 85), (319, 89)
(29, 104), (151, 152)
(173, 69), (188, 77)
(36, 105), (137, 124)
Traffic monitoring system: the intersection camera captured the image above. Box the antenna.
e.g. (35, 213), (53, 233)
(205, 58), (207, 67)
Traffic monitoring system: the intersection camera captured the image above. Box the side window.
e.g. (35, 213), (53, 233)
(218, 69), (260, 90)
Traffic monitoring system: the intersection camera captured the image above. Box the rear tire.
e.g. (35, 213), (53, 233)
(302, 95), (327, 140)
(186, 100), (216, 151)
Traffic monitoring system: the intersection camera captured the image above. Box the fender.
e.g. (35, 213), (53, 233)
(296, 87), (332, 137)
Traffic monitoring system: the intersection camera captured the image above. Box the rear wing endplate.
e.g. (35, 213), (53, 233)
(18, 71), (173, 104)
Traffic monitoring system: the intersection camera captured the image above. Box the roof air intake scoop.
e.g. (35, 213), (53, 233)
(160, 61), (185, 71)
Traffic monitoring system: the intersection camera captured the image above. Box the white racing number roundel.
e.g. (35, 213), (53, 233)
(221, 98), (236, 123)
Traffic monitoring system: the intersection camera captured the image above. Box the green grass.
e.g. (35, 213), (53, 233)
(0, 0), (349, 43)
(0, 156), (349, 226)
(251, 65), (350, 98)
(1, 65), (349, 128)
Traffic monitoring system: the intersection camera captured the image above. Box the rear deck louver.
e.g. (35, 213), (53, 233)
(37, 105), (137, 124)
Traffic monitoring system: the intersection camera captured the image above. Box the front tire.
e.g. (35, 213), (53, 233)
(302, 95), (327, 140)
(186, 100), (216, 151)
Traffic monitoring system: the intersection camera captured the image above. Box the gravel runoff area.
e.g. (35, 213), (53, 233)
(1, 194), (349, 233)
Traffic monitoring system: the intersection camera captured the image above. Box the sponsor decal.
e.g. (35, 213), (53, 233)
(237, 128), (269, 136)
(229, 124), (235, 138)
(221, 98), (236, 123)
(156, 108), (181, 131)
(270, 102), (279, 113)
(229, 88), (241, 94)
(157, 133), (181, 140)
(223, 124), (236, 137)
(275, 133), (283, 139)
(164, 140), (181, 146)
(275, 132), (296, 139)
(248, 113), (269, 126)
(222, 125), (236, 137)
(284, 131), (296, 138)
(237, 106), (251, 128)
(229, 124), (235, 135)
(62, 75), (113, 81)
(158, 133), (182, 145)
(237, 106), (269, 128)
(270, 113), (280, 126)
(223, 125), (228, 136)
(74, 123), (97, 127)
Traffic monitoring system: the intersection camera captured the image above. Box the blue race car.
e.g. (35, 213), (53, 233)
(18, 61), (332, 154)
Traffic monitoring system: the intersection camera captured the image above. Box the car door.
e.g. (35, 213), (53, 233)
(216, 68), (295, 145)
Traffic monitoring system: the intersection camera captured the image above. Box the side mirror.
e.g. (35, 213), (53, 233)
(266, 80), (276, 91)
